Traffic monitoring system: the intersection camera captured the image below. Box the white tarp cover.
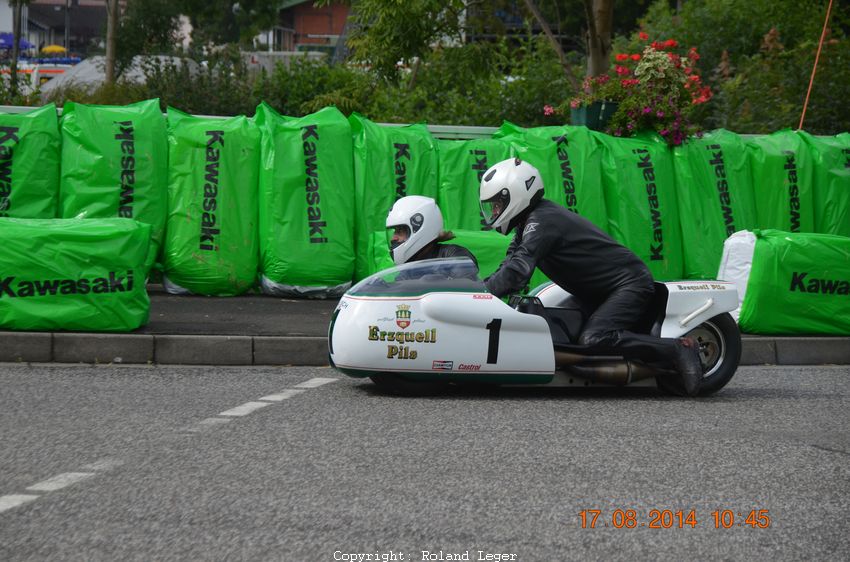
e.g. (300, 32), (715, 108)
(40, 56), (199, 100)
(716, 230), (757, 321)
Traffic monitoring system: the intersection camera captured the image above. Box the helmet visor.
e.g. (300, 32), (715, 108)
(481, 190), (511, 226)
(388, 225), (410, 251)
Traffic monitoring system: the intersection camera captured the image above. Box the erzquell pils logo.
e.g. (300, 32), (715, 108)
(395, 303), (411, 329)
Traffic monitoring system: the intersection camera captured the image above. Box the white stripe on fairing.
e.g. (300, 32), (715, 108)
(25, 472), (95, 492)
(81, 459), (123, 472)
(293, 377), (338, 389)
(0, 494), (40, 513)
(218, 401), (273, 417)
(258, 389), (307, 402)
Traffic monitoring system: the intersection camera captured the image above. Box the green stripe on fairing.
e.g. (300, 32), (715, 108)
(333, 366), (553, 385)
(348, 288), (489, 298)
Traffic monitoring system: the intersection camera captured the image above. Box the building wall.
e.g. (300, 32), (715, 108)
(292, 3), (348, 46)
(29, 1), (117, 8)
(24, 1), (112, 55)
(0, 4), (12, 34)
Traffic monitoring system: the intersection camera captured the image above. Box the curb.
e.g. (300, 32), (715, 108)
(1, 332), (849, 366)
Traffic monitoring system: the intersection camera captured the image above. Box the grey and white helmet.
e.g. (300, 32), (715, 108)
(479, 158), (544, 235)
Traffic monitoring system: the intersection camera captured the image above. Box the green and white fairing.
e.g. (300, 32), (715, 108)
(328, 258), (555, 384)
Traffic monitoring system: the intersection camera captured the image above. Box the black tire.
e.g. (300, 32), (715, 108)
(656, 313), (742, 396)
(369, 374), (449, 396)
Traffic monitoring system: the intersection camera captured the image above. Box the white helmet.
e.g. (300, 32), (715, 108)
(385, 195), (444, 265)
(479, 158), (544, 235)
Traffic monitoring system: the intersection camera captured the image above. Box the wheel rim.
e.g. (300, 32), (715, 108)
(686, 320), (726, 378)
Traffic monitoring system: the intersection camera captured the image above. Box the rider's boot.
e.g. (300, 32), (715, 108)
(672, 337), (703, 397)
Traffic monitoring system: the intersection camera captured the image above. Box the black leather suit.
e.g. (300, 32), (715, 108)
(485, 199), (679, 361)
(415, 242), (478, 267)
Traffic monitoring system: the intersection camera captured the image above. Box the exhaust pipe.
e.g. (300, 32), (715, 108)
(562, 361), (660, 385)
(554, 350), (675, 385)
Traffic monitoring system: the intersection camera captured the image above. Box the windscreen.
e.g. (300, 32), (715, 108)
(348, 257), (485, 297)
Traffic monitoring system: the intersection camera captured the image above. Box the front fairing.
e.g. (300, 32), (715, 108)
(329, 258), (555, 383)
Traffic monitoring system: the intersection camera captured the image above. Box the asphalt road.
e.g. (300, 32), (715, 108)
(1, 364), (848, 562)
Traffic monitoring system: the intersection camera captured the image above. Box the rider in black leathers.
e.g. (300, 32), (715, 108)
(480, 158), (703, 397)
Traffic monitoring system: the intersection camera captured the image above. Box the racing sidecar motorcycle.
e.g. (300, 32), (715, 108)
(328, 258), (742, 396)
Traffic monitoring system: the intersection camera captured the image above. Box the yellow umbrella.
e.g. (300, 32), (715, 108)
(41, 44), (67, 54)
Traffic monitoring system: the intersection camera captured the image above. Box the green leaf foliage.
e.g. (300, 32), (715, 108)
(716, 36), (850, 134)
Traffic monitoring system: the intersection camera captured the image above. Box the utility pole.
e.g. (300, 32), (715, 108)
(10, 0), (23, 98)
(104, 0), (119, 85)
(64, 0), (71, 50)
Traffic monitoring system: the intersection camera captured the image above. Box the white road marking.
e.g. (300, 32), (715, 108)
(293, 377), (338, 389)
(0, 494), (39, 513)
(218, 401), (273, 417)
(81, 458), (123, 472)
(179, 417), (233, 432)
(183, 378), (336, 433)
(258, 389), (306, 402)
(199, 417), (232, 427)
(25, 472), (95, 492)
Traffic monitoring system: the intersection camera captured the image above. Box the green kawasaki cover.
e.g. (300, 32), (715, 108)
(0, 104), (61, 219)
(0, 218), (150, 332)
(59, 99), (168, 271)
(739, 229), (850, 335)
(451, 230), (511, 279)
(454, 228), (554, 292)
(437, 138), (511, 231)
(746, 129), (815, 233)
(368, 230), (395, 277)
(350, 113), (439, 280)
(594, 132), (683, 280)
(798, 131), (850, 237)
(255, 103), (355, 297)
(673, 129), (758, 279)
(163, 108), (260, 296)
(494, 121), (608, 231)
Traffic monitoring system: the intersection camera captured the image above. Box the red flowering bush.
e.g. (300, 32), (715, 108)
(561, 34), (712, 145)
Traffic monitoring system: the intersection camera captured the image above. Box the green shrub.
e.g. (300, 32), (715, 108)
(716, 36), (850, 134)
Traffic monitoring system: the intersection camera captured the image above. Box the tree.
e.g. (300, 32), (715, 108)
(327, 0), (643, 90)
(716, 33), (850, 134)
(180, 0), (280, 47)
(636, 0), (848, 86)
(523, 0), (580, 90)
(636, 0), (850, 131)
(8, 0), (30, 98)
(520, 0), (616, 82)
(115, 0), (182, 76)
(104, 0), (120, 85)
(317, 0), (471, 85)
(583, 0), (613, 76)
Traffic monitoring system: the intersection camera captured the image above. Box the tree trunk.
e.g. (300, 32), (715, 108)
(407, 57), (421, 91)
(10, 0), (22, 98)
(584, 0), (613, 77)
(104, 0), (119, 85)
(523, 0), (579, 91)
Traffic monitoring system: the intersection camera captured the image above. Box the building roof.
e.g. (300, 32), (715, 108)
(279, 0), (312, 9)
(28, 4), (107, 37)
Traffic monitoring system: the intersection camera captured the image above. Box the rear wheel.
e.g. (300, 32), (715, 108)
(656, 313), (742, 396)
(369, 374), (449, 396)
